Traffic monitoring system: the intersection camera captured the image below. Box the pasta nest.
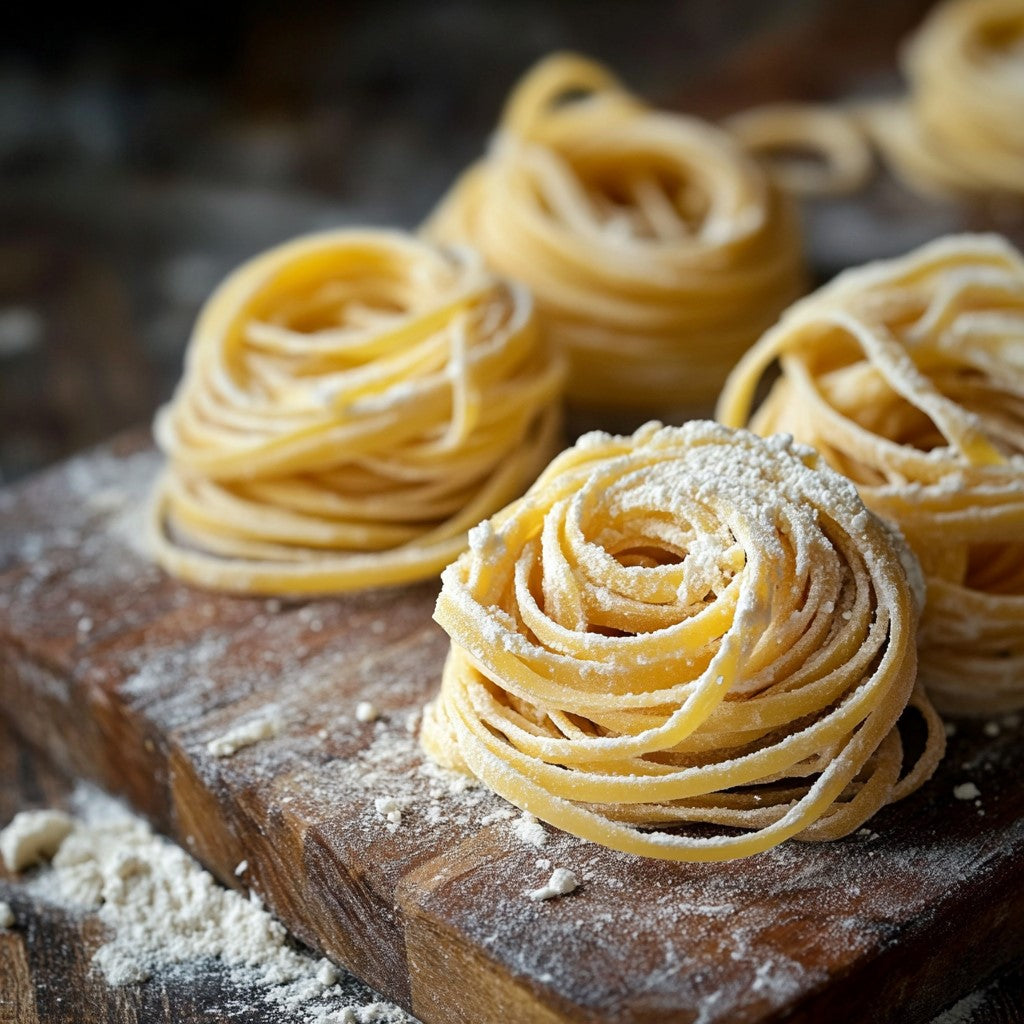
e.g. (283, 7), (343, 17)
(719, 233), (1024, 714)
(422, 421), (944, 861)
(150, 230), (565, 595)
(425, 53), (805, 413)
(868, 0), (1024, 198)
(726, 0), (1024, 201)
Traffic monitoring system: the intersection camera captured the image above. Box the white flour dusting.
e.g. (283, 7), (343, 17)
(930, 988), (988, 1024)
(355, 701), (379, 723)
(0, 809), (74, 871)
(0, 900), (14, 928)
(528, 868), (579, 901)
(207, 716), (279, 757)
(512, 812), (547, 848)
(6, 788), (415, 1024)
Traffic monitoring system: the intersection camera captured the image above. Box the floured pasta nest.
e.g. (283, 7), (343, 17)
(421, 421), (944, 861)
(719, 234), (1024, 714)
(425, 53), (805, 413)
(727, 0), (1024, 200)
(150, 230), (565, 595)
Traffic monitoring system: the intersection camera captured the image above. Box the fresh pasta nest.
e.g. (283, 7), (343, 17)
(719, 234), (1024, 714)
(866, 0), (1024, 198)
(422, 421), (944, 861)
(425, 53), (805, 413)
(726, 0), (1024, 201)
(150, 229), (565, 595)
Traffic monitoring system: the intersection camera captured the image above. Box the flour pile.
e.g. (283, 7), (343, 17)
(2, 786), (415, 1024)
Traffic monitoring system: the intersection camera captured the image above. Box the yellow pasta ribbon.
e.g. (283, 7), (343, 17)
(719, 233), (1024, 714)
(425, 53), (805, 414)
(422, 421), (943, 861)
(149, 229), (565, 595)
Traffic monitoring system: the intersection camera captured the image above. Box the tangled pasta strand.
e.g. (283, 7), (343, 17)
(425, 53), (806, 414)
(719, 234), (1024, 714)
(422, 421), (943, 861)
(150, 230), (565, 595)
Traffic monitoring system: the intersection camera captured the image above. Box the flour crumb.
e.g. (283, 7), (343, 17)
(0, 809), (74, 871)
(528, 867), (579, 901)
(373, 797), (403, 830)
(265, 599), (282, 613)
(317, 959), (340, 986)
(207, 717), (278, 757)
(944, 722), (957, 737)
(953, 782), (981, 801)
(512, 812), (547, 848)
(0, 901), (14, 928)
(982, 721), (1000, 738)
(355, 701), (379, 724)
(234, 860), (248, 877)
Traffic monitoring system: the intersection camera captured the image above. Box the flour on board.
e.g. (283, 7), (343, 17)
(4, 787), (416, 1024)
(207, 716), (279, 757)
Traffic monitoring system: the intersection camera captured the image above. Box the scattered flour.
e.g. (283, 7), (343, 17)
(512, 812), (547, 848)
(528, 868), (579, 901)
(953, 783), (981, 801)
(207, 717), (279, 757)
(930, 988), (988, 1024)
(5, 788), (416, 1024)
(0, 900), (14, 928)
(355, 701), (379, 724)
(373, 797), (404, 831)
(0, 809), (74, 871)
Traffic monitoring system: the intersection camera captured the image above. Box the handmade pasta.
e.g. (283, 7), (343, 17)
(865, 0), (1024, 198)
(422, 421), (944, 861)
(149, 230), (565, 595)
(726, 0), (1024, 200)
(719, 234), (1024, 714)
(425, 53), (805, 413)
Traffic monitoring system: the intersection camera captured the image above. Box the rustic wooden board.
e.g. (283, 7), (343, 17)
(1, 434), (1023, 1024)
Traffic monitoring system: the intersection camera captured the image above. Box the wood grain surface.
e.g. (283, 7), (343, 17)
(1, 434), (1023, 1024)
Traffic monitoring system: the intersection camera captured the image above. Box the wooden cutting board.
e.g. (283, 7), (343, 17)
(1, 432), (1023, 1024)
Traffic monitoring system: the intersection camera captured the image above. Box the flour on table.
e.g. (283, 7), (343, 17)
(373, 797), (404, 831)
(528, 868), (579, 901)
(10, 786), (416, 1024)
(207, 716), (278, 757)
(0, 809), (74, 871)
(355, 701), (379, 724)
(953, 783), (981, 801)
(0, 900), (14, 928)
(512, 812), (547, 848)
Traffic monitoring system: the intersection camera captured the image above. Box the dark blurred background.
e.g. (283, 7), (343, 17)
(0, 0), (989, 483)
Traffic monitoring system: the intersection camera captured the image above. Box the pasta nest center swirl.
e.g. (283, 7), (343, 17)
(423, 421), (944, 861)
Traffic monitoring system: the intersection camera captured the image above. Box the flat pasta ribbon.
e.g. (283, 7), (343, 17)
(727, 0), (1024, 200)
(149, 229), (566, 595)
(719, 233), (1024, 714)
(422, 421), (943, 861)
(424, 53), (805, 414)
